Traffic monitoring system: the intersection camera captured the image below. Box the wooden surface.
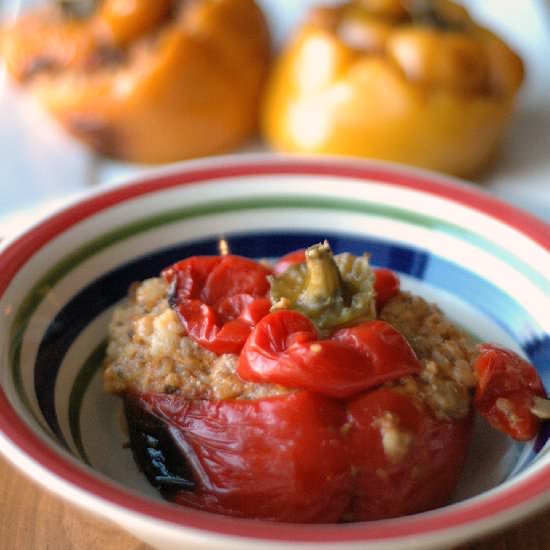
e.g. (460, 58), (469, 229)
(0, 456), (548, 550)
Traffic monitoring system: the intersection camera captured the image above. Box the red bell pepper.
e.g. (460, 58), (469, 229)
(238, 310), (421, 398)
(133, 390), (352, 522)
(126, 386), (473, 522)
(473, 344), (547, 441)
(373, 268), (400, 310)
(163, 255), (272, 355)
(347, 387), (473, 520)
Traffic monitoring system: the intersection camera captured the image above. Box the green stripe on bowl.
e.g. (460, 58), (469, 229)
(68, 340), (107, 465)
(9, 195), (550, 428)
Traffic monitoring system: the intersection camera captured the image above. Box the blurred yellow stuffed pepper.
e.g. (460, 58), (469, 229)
(262, 0), (524, 177)
(1, 0), (271, 163)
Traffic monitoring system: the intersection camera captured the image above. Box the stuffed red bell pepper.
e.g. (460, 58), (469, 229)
(104, 241), (549, 522)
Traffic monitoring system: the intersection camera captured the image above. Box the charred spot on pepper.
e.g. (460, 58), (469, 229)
(20, 57), (60, 82)
(342, 1), (469, 30)
(167, 278), (179, 311)
(405, 0), (469, 32)
(64, 113), (123, 158)
(124, 394), (196, 499)
(85, 43), (128, 70)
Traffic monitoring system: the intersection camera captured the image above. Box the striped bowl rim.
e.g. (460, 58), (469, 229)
(0, 155), (549, 547)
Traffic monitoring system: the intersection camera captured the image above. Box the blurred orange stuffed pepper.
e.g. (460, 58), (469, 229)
(1, 0), (271, 163)
(262, 0), (524, 177)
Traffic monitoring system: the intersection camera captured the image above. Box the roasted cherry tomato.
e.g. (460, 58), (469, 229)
(373, 268), (400, 310)
(163, 255), (272, 355)
(347, 387), (473, 520)
(273, 248), (306, 275)
(473, 344), (547, 441)
(135, 390), (352, 522)
(238, 310), (420, 398)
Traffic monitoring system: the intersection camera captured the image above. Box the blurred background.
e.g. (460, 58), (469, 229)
(1, 0), (549, 234)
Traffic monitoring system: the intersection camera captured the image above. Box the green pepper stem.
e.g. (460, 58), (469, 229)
(300, 241), (343, 307)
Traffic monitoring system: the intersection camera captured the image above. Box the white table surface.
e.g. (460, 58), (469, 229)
(1, 0), (549, 236)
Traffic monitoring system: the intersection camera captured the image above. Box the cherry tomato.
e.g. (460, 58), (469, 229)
(374, 268), (400, 310)
(163, 256), (221, 299)
(163, 255), (272, 355)
(238, 310), (420, 398)
(272, 248), (306, 275)
(473, 344), (547, 441)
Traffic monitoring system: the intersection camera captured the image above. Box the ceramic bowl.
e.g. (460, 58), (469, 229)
(0, 156), (548, 550)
